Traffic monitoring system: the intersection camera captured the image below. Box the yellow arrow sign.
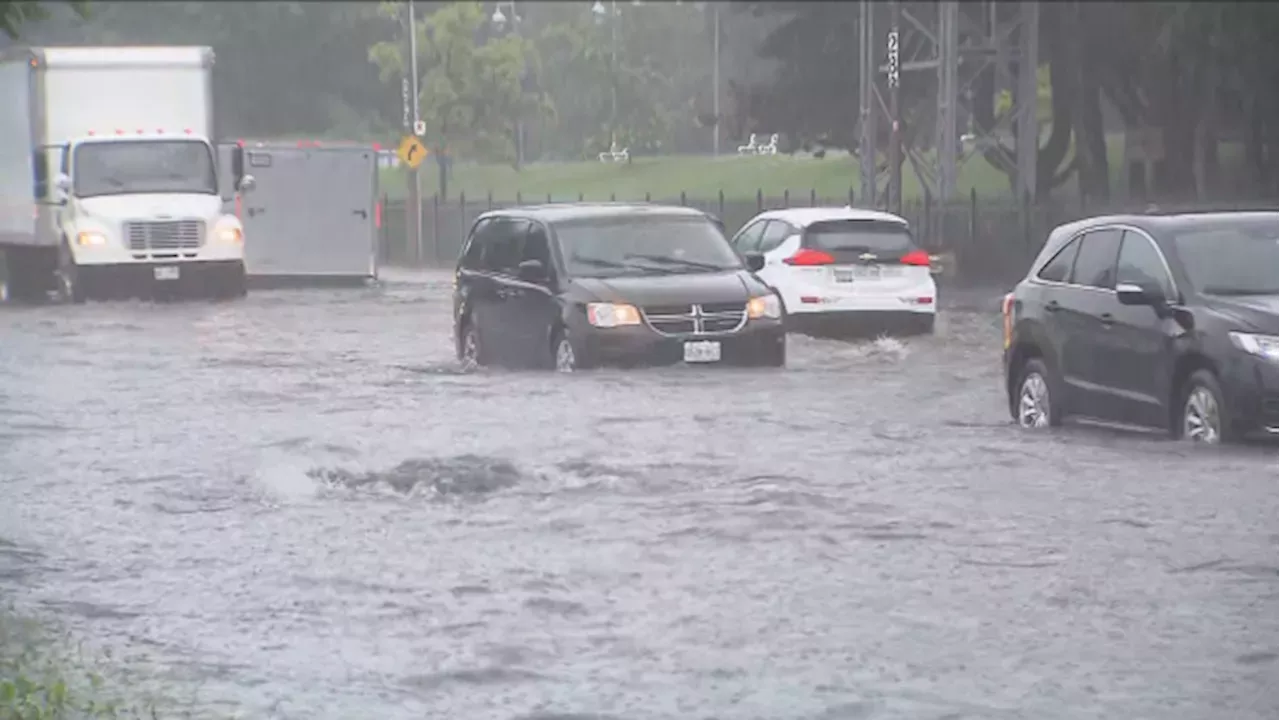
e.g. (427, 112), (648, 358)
(397, 135), (427, 170)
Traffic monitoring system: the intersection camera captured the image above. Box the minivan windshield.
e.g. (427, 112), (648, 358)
(73, 139), (218, 198)
(556, 215), (743, 278)
(1173, 219), (1279, 296)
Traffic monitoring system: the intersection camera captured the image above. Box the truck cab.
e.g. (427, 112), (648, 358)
(42, 131), (253, 300)
(0, 45), (252, 303)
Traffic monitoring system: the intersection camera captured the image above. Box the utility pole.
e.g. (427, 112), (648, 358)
(712, 2), (720, 157)
(402, 0), (423, 258)
(886, 0), (902, 216)
(610, 0), (618, 149)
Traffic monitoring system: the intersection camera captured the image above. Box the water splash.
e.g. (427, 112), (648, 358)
(310, 455), (524, 498)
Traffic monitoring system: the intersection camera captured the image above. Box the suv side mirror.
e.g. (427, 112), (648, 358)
(1116, 282), (1161, 307)
(745, 252), (766, 272)
(517, 258), (547, 283)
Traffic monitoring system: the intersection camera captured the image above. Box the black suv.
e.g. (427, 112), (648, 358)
(1002, 211), (1278, 444)
(452, 204), (786, 371)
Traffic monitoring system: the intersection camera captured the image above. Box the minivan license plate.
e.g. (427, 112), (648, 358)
(683, 340), (721, 363)
(154, 266), (180, 281)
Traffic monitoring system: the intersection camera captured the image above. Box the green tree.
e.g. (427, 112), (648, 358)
(369, 0), (543, 165)
(0, 0), (88, 39)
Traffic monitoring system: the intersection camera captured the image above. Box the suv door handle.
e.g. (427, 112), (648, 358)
(353, 209), (367, 219)
(1045, 300), (1060, 313)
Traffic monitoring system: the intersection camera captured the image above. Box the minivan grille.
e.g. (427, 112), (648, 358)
(642, 303), (747, 336)
(125, 219), (205, 251)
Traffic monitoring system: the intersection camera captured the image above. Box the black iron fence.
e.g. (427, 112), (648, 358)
(376, 190), (1276, 288)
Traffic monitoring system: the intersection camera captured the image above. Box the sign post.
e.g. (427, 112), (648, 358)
(405, 0), (424, 262)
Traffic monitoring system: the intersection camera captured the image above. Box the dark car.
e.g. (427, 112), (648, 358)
(452, 203), (787, 371)
(1001, 211), (1278, 444)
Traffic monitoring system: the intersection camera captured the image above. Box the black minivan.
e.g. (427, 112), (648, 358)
(452, 204), (787, 371)
(1002, 211), (1278, 444)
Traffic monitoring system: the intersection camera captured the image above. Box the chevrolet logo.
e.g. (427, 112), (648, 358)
(859, 252), (877, 261)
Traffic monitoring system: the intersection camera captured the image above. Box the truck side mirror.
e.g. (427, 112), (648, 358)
(53, 173), (71, 205)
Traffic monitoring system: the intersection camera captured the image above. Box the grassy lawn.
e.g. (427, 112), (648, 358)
(379, 151), (1018, 203)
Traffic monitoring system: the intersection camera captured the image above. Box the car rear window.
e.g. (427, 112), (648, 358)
(804, 219), (917, 258)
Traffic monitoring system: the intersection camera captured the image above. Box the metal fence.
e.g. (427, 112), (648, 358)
(377, 190), (1277, 288)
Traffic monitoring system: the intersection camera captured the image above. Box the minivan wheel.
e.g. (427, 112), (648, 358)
(1177, 370), (1234, 445)
(552, 331), (577, 373)
(458, 321), (484, 371)
(1016, 358), (1060, 429)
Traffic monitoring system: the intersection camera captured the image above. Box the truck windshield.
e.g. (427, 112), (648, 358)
(73, 140), (217, 198)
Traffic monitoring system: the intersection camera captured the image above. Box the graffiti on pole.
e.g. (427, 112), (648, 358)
(401, 77), (411, 131)
(886, 30), (899, 89)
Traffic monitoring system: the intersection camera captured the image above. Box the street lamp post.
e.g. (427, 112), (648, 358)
(591, 0), (620, 150)
(491, 1), (526, 169)
(711, 2), (720, 157)
(405, 0), (423, 259)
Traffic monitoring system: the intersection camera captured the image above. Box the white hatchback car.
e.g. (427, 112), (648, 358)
(728, 207), (937, 335)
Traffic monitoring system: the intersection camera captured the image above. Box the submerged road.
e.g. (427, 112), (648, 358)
(0, 270), (1275, 720)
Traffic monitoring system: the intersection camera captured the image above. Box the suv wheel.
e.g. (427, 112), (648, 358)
(1176, 370), (1235, 445)
(1015, 358), (1060, 429)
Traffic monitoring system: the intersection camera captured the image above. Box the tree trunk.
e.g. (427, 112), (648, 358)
(1072, 3), (1109, 203)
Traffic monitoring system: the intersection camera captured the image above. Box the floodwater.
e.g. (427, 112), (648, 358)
(0, 270), (1275, 720)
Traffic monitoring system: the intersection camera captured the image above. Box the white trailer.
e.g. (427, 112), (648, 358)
(223, 139), (381, 287)
(0, 46), (254, 303)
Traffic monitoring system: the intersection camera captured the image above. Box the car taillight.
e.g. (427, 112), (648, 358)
(900, 250), (931, 266)
(1001, 292), (1015, 349)
(784, 248), (836, 266)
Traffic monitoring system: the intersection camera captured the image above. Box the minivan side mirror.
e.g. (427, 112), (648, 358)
(744, 252), (766, 272)
(517, 258), (547, 283)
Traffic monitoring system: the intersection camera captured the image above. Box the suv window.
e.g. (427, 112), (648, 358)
(1068, 228), (1123, 289)
(483, 218), (531, 275)
(759, 221), (793, 253)
(1036, 236), (1081, 283)
(732, 220), (768, 253)
(1116, 230), (1174, 298)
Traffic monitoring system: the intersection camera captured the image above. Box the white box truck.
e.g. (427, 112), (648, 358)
(0, 46), (253, 303)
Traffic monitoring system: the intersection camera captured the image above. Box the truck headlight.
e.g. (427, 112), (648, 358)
(747, 294), (782, 319)
(1228, 332), (1279, 362)
(76, 231), (107, 247)
(216, 226), (243, 243)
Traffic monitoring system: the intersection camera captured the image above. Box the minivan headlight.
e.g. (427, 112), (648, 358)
(586, 302), (641, 328)
(1228, 332), (1279, 361)
(747, 294), (782, 320)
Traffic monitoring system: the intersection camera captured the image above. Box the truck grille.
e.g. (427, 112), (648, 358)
(125, 220), (205, 251)
(642, 303), (747, 337)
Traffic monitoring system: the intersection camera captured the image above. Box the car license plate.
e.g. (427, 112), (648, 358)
(683, 340), (721, 363)
(154, 266), (180, 281)
(853, 265), (881, 279)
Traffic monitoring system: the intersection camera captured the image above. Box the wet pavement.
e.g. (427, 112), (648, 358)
(0, 269), (1275, 720)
